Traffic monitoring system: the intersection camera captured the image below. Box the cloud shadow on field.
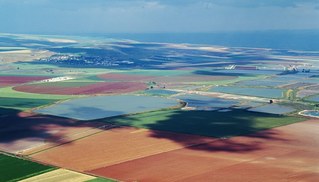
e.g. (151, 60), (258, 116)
(0, 107), (114, 153)
(103, 109), (302, 153)
(193, 70), (252, 77)
(0, 105), (304, 155)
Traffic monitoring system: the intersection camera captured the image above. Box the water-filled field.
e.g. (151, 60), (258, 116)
(248, 104), (296, 114)
(235, 79), (285, 87)
(211, 86), (285, 98)
(299, 110), (319, 118)
(35, 95), (179, 120)
(236, 101), (264, 109)
(212, 69), (281, 76)
(306, 95), (319, 102)
(144, 89), (178, 96)
(175, 94), (238, 108)
(235, 74), (319, 88)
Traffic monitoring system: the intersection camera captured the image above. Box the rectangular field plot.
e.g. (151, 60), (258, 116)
(144, 89), (178, 96)
(235, 79), (286, 87)
(88, 120), (319, 182)
(35, 95), (180, 120)
(248, 104), (296, 114)
(0, 97), (58, 110)
(0, 75), (50, 87)
(306, 95), (319, 102)
(297, 89), (319, 98)
(211, 86), (285, 98)
(0, 107), (107, 154)
(20, 169), (96, 182)
(175, 94), (239, 109)
(0, 154), (55, 182)
(211, 69), (281, 76)
(104, 109), (304, 138)
(31, 127), (216, 171)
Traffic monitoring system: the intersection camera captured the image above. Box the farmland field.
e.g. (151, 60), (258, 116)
(0, 154), (55, 182)
(144, 89), (178, 96)
(20, 169), (96, 182)
(0, 97), (58, 110)
(103, 109), (304, 137)
(0, 76), (50, 87)
(235, 79), (286, 87)
(0, 87), (74, 100)
(98, 73), (156, 82)
(35, 95), (180, 120)
(211, 86), (285, 98)
(175, 94), (239, 109)
(248, 104), (296, 114)
(31, 127), (216, 171)
(14, 81), (147, 95)
(306, 95), (319, 102)
(1, 32), (319, 181)
(299, 110), (319, 118)
(87, 119), (319, 182)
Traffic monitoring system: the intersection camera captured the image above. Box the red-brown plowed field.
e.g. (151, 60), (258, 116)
(13, 82), (147, 95)
(0, 76), (49, 87)
(98, 73), (156, 82)
(88, 119), (319, 182)
(31, 127), (217, 171)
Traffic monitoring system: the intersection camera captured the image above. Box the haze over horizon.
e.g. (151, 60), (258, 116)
(0, 0), (319, 34)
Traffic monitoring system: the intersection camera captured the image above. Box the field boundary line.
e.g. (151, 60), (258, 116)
(27, 124), (118, 156)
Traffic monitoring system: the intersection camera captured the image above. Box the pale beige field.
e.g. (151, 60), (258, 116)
(20, 169), (96, 182)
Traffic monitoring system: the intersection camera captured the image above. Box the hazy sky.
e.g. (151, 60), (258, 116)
(0, 0), (319, 34)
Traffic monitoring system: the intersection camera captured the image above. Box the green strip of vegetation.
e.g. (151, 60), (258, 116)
(0, 87), (75, 100)
(86, 177), (117, 182)
(0, 97), (59, 110)
(0, 154), (55, 182)
(36, 81), (95, 87)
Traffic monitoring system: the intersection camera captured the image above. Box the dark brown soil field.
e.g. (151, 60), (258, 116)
(88, 119), (319, 182)
(13, 82), (147, 95)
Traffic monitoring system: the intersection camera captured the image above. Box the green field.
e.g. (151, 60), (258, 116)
(86, 177), (117, 182)
(0, 154), (55, 182)
(35, 81), (96, 87)
(0, 87), (75, 100)
(0, 97), (59, 110)
(121, 69), (191, 76)
(104, 109), (305, 138)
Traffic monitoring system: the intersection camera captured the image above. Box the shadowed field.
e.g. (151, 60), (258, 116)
(103, 109), (304, 138)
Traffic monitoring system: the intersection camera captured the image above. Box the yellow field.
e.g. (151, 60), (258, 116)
(20, 169), (96, 182)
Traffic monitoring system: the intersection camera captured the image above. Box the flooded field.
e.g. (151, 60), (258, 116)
(211, 86), (285, 98)
(248, 104), (296, 114)
(306, 95), (319, 102)
(35, 95), (180, 120)
(144, 89), (178, 96)
(299, 110), (319, 118)
(175, 94), (239, 109)
(235, 79), (285, 87)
